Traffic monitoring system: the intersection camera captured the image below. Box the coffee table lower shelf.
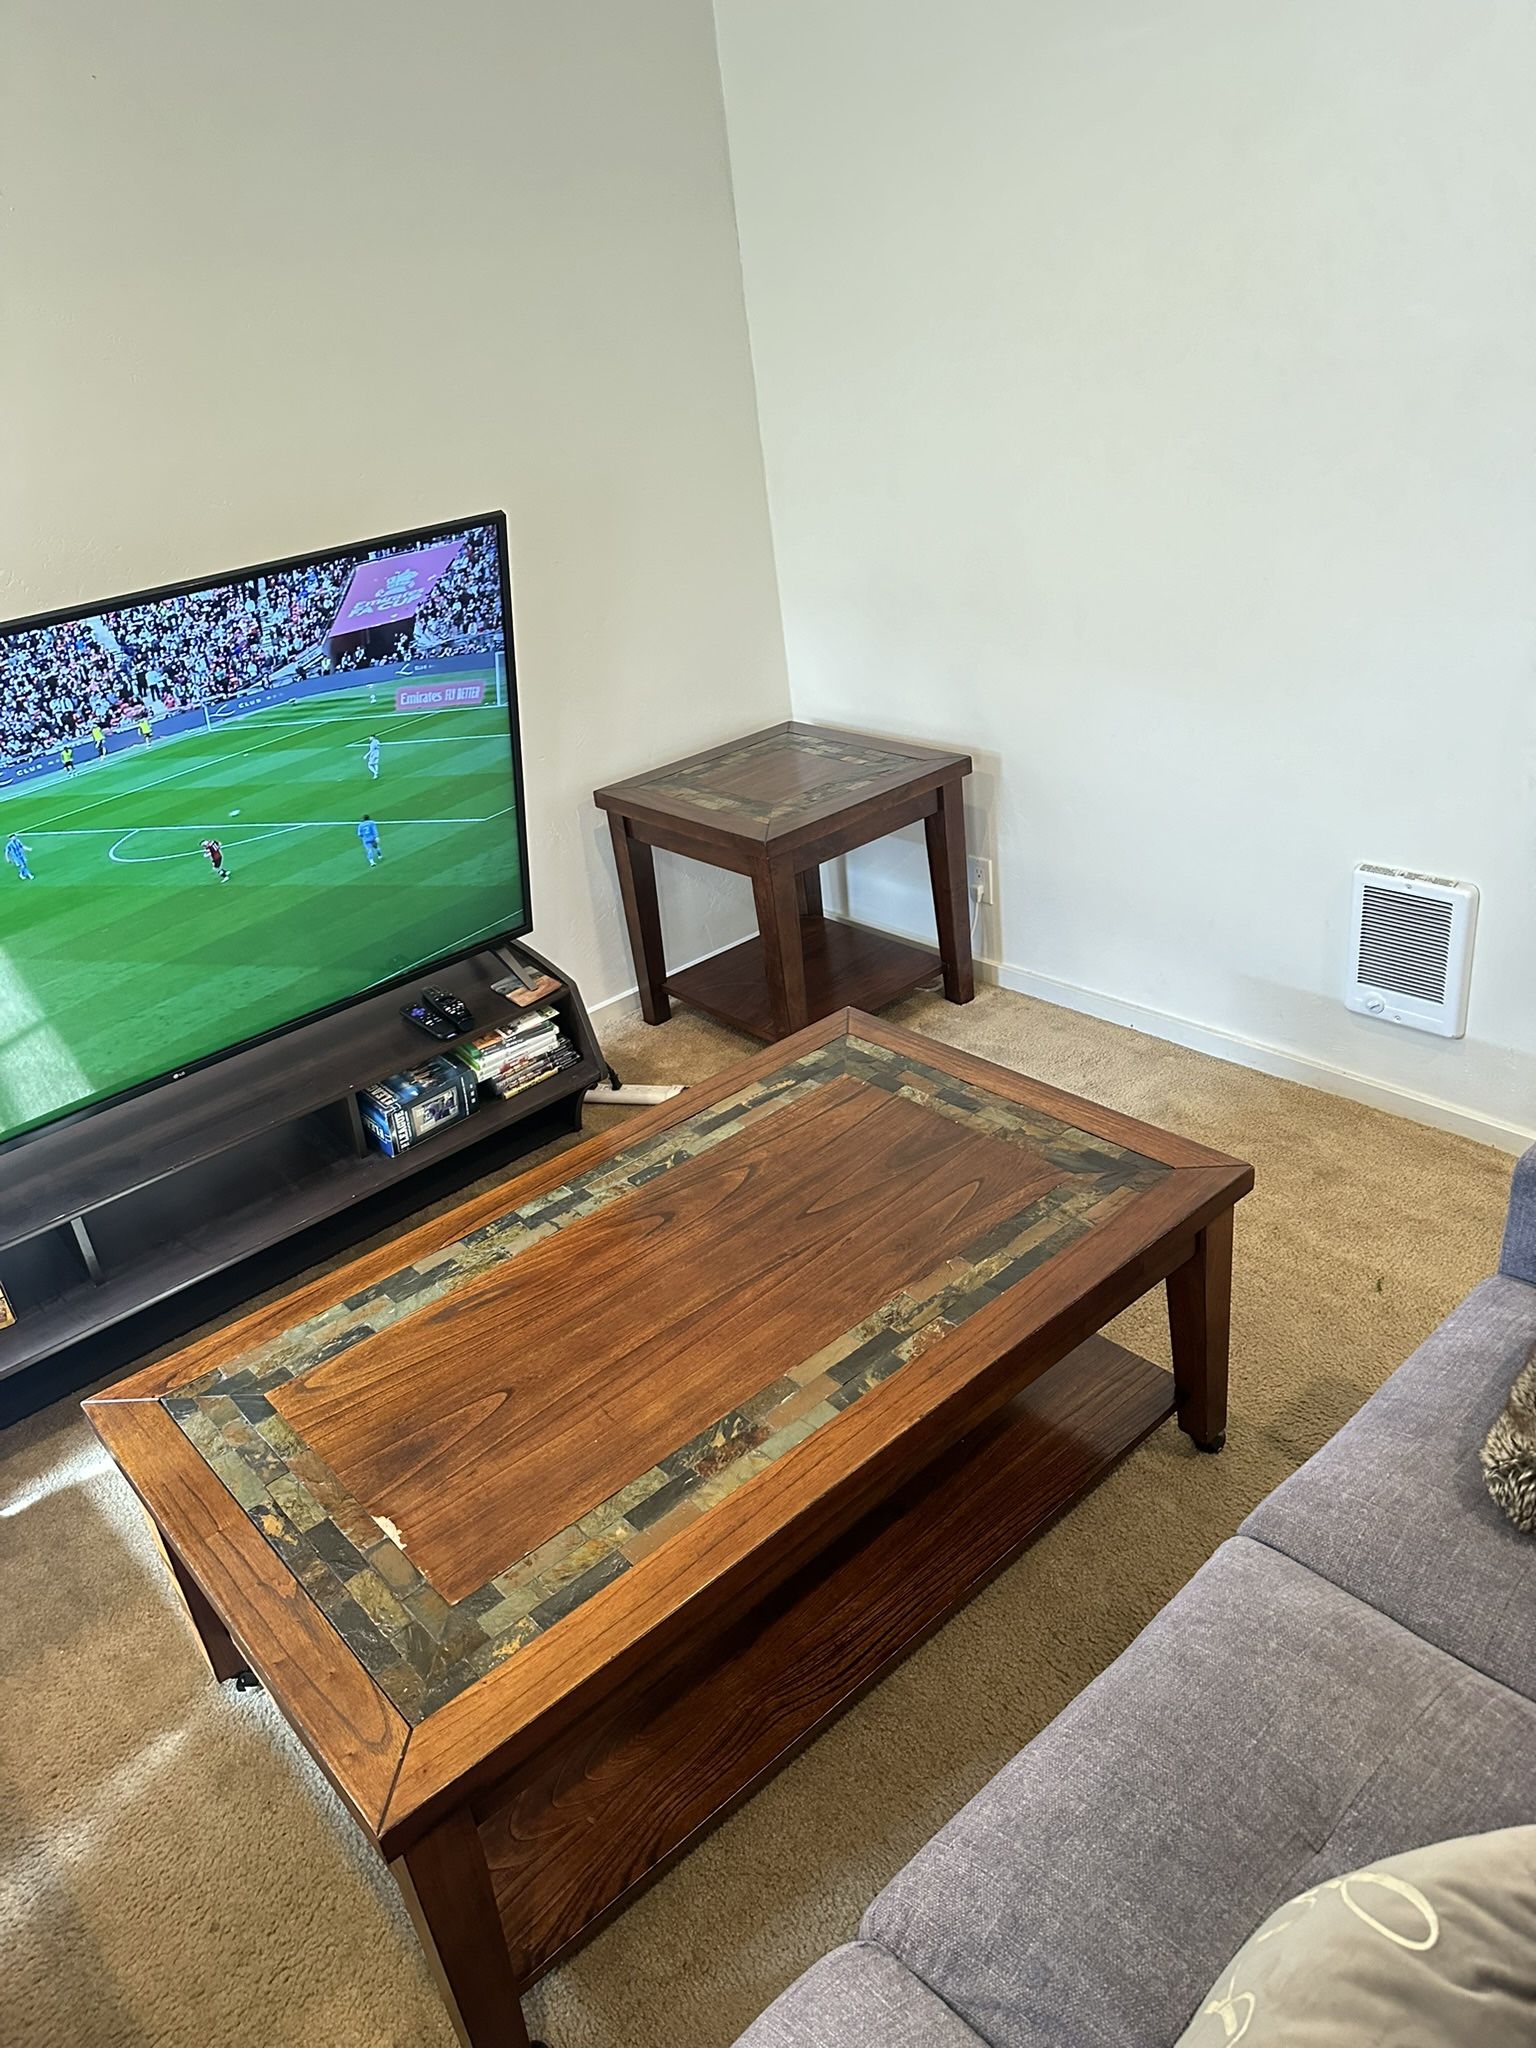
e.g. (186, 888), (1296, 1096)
(477, 1333), (1176, 1991)
(665, 916), (942, 1041)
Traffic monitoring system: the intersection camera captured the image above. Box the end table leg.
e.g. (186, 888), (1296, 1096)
(1167, 1206), (1234, 1452)
(754, 860), (810, 1036)
(924, 777), (975, 1005)
(796, 865), (824, 919)
(393, 1808), (538, 2048)
(606, 811), (670, 1025)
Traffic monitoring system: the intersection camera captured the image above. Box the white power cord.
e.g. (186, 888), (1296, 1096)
(586, 1080), (685, 1106)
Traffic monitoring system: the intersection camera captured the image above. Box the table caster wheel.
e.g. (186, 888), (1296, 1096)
(233, 1669), (263, 1691)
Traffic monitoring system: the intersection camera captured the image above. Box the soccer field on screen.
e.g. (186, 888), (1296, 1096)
(0, 677), (526, 1143)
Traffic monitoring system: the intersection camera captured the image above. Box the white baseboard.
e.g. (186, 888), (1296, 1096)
(982, 957), (1534, 1155)
(583, 937), (1534, 1156)
(588, 983), (643, 1023)
(584, 932), (752, 1026)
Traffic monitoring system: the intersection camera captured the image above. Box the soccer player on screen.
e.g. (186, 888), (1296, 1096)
(357, 815), (382, 866)
(200, 837), (232, 882)
(366, 735), (381, 780)
(138, 715), (153, 746)
(60, 743), (76, 776)
(5, 833), (33, 881)
(91, 723), (106, 758)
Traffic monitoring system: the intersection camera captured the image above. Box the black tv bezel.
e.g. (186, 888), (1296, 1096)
(0, 508), (533, 1161)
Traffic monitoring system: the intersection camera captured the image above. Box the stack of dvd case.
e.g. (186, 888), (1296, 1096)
(450, 1004), (579, 1099)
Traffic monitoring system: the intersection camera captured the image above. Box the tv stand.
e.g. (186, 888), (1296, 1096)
(0, 943), (602, 1415)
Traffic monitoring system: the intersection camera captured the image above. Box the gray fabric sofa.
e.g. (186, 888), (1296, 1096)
(736, 1149), (1536, 2047)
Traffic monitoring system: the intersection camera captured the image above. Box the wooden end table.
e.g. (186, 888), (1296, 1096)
(85, 1011), (1251, 2048)
(594, 720), (975, 1040)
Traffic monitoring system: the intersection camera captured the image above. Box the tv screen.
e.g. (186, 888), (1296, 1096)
(0, 512), (529, 1149)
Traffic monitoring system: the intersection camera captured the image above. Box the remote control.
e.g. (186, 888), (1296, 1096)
(423, 986), (475, 1032)
(401, 998), (458, 1041)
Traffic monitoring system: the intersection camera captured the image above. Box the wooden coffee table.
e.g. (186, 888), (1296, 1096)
(86, 1012), (1251, 2048)
(595, 721), (975, 1039)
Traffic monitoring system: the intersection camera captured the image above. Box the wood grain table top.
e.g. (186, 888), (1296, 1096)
(86, 1010), (1250, 1856)
(592, 720), (972, 848)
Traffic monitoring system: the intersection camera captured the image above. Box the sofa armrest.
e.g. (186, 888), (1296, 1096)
(1500, 1147), (1536, 1286)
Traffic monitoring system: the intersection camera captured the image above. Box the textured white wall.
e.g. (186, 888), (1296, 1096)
(715, 0), (1536, 1137)
(1, 0), (787, 1009)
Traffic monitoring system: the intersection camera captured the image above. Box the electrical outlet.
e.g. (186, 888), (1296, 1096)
(967, 856), (994, 906)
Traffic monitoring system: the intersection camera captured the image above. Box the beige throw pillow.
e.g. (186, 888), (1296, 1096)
(1176, 1828), (1536, 2046)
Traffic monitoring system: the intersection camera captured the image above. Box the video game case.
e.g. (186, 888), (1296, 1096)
(468, 1040), (573, 1089)
(461, 1030), (561, 1073)
(461, 1024), (560, 1061)
(454, 1026), (564, 1077)
(481, 1041), (583, 1098)
(505, 1001), (559, 1033)
(457, 1013), (559, 1063)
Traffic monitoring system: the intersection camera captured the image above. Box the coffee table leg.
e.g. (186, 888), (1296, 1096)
(754, 859), (809, 1036)
(144, 1511), (250, 1683)
(1166, 1206), (1234, 1452)
(924, 776), (975, 1004)
(796, 864), (824, 919)
(607, 812), (670, 1025)
(393, 1807), (542, 2048)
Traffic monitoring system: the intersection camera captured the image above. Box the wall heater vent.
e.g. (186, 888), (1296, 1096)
(1347, 864), (1478, 1038)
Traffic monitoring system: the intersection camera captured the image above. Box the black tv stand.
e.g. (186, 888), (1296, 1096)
(0, 942), (601, 1418)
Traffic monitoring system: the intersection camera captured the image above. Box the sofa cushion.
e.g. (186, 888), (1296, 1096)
(734, 1941), (988, 2047)
(862, 1537), (1536, 2048)
(1242, 1274), (1536, 1699)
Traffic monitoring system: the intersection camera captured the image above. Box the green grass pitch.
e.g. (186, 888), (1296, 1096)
(0, 677), (526, 1143)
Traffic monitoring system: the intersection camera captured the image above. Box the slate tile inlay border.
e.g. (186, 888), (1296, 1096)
(627, 729), (931, 826)
(164, 1035), (1168, 1721)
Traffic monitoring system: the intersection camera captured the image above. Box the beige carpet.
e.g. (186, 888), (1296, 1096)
(0, 984), (1515, 2047)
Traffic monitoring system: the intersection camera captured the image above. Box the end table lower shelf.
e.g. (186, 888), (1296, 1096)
(667, 916), (942, 1042)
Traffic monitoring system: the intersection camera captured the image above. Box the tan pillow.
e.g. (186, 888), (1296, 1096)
(1176, 1827), (1536, 2045)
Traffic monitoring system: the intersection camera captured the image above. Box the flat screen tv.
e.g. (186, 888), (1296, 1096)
(0, 511), (529, 1150)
